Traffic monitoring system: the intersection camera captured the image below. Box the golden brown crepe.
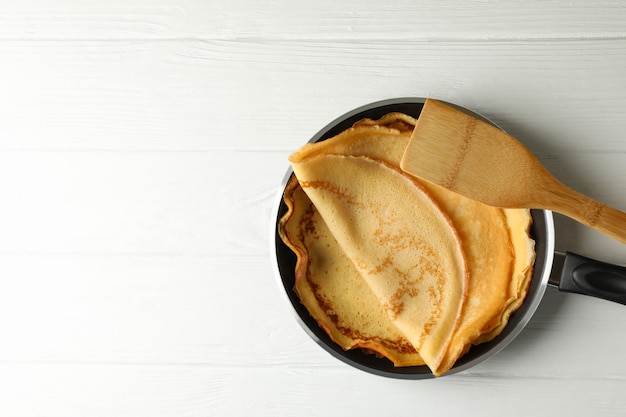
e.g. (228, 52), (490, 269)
(473, 208), (535, 345)
(290, 153), (468, 373)
(279, 176), (425, 366)
(279, 112), (535, 376)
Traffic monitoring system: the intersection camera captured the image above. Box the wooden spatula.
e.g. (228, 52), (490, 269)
(400, 98), (626, 245)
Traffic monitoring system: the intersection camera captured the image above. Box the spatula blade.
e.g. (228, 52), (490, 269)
(400, 99), (539, 208)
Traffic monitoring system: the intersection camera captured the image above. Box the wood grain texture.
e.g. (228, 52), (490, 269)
(0, 0), (626, 40)
(1, 39), (626, 154)
(2, 1), (626, 416)
(0, 151), (288, 256)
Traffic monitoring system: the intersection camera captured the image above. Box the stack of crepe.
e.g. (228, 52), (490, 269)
(279, 113), (535, 376)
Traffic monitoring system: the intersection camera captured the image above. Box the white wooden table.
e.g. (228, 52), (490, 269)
(2, 1), (626, 415)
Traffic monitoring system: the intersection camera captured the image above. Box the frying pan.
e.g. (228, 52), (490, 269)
(270, 97), (626, 379)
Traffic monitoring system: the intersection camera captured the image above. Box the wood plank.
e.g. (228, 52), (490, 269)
(0, 255), (322, 366)
(1, 362), (626, 417)
(0, 150), (290, 257)
(1, 39), (626, 154)
(0, 0), (626, 40)
(0, 363), (214, 417)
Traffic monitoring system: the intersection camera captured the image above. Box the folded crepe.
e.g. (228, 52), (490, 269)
(290, 153), (468, 373)
(280, 113), (534, 376)
(280, 176), (425, 366)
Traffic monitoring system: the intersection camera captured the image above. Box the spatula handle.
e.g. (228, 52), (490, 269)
(548, 185), (626, 245)
(590, 204), (626, 245)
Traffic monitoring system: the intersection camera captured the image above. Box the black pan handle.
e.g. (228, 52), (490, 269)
(555, 252), (626, 305)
